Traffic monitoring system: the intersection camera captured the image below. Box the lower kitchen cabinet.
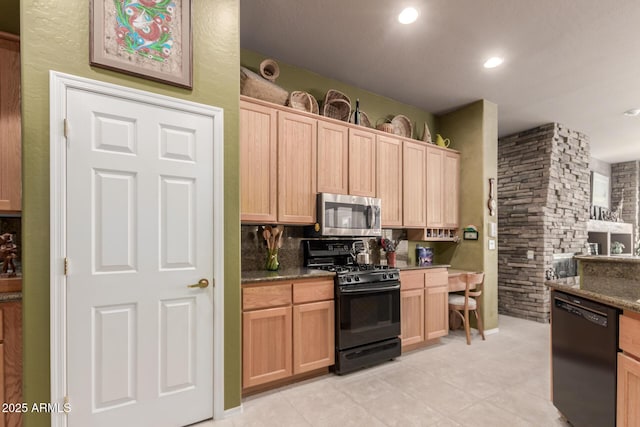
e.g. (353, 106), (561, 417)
(243, 306), (293, 388)
(242, 278), (334, 391)
(400, 268), (448, 351)
(293, 300), (334, 374)
(0, 301), (22, 427)
(618, 311), (640, 426)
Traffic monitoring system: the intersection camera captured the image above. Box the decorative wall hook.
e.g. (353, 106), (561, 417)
(488, 178), (496, 216)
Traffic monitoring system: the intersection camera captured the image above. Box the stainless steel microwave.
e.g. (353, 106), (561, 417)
(312, 193), (382, 237)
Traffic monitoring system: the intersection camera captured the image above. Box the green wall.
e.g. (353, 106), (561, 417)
(435, 100), (499, 329)
(241, 49), (437, 140)
(21, 1), (241, 424)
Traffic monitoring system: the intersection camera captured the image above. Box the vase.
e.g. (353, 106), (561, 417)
(611, 247), (622, 255)
(265, 249), (280, 271)
(387, 251), (396, 267)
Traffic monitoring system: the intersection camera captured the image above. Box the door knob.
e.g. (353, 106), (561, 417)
(188, 279), (209, 289)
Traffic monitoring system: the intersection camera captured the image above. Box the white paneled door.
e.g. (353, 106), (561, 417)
(64, 87), (214, 427)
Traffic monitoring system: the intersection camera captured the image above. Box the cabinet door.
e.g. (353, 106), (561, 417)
(0, 35), (21, 212)
(617, 352), (640, 427)
(0, 302), (21, 427)
(400, 289), (425, 349)
(278, 112), (317, 223)
(239, 101), (277, 222)
(425, 285), (449, 340)
(317, 120), (349, 194)
(376, 135), (403, 227)
(242, 306), (292, 388)
(293, 300), (335, 374)
(443, 151), (460, 228)
(348, 128), (376, 197)
(403, 141), (427, 227)
(426, 147), (444, 228)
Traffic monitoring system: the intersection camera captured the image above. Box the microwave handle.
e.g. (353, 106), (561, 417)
(365, 205), (373, 229)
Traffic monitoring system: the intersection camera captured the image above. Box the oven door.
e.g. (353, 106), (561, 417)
(336, 281), (401, 350)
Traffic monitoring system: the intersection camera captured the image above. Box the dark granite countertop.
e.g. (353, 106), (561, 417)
(0, 292), (22, 302)
(241, 268), (336, 284)
(546, 277), (640, 313)
(575, 254), (640, 264)
(398, 264), (451, 271)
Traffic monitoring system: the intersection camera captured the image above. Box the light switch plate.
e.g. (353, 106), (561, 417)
(488, 239), (496, 250)
(488, 222), (497, 237)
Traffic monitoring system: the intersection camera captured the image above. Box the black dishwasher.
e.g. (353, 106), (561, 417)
(551, 290), (619, 427)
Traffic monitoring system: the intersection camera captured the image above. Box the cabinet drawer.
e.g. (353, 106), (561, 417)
(400, 270), (425, 290)
(620, 312), (640, 358)
(425, 268), (449, 287)
(243, 284), (292, 310)
(293, 280), (334, 304)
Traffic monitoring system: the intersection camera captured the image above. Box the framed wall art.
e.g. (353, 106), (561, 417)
(90, 0), (192, 89)
(591, 171), (610, 209)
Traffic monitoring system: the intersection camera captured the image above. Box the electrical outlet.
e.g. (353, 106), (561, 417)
(488, 239), (496, 250)
(527, 250), (534, 260)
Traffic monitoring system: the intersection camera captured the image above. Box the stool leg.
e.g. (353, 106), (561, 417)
(464, 307), (471, 345)
(474, 309), (485, 340)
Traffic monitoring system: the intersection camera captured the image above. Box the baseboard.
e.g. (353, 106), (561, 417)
(222, 404), (243, 419)
(479, 327), (499, 335)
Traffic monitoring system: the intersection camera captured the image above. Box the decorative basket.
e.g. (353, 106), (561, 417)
(323, 99), (351, 121)
(391, 115), (413, 138)
(376, 122), (395, 134)
(288, 91), (318, 114)
(259, 58), (280, 82)
(350, 110), (372, 127)
(240, 67), (288, 105)
(324, 89), (351, 105)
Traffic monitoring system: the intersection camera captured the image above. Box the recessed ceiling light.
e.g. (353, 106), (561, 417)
(484, 57), (504, 69)
(398, 7), (419, 24)
(623, 108), (640, 117)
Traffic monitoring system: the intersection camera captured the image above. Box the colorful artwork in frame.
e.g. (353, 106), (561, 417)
(90, 0), (192, 89)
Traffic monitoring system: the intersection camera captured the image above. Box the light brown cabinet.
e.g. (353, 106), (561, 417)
(239, 100), (278, 222)
(399, 268), (448, 351)
(0, 301), (22, 427)
(277, 111), (317, 223)
(403, 141), (427, 227)
(0, 33), (21, 213)
(317, 120), (349, 194)
(426, 146), (460, 229)
(618, 311), (640, 426)
(242, 278), (334, 391)
(376, 134), (403, 227)
(348, 128), (376, 197)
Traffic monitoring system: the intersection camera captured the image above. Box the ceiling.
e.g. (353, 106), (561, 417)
(240, 0), (640, 164)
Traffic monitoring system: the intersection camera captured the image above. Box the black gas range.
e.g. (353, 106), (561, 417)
(303, 239), (401, 374)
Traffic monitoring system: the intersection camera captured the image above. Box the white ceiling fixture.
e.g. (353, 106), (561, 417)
(483, 57), (504, 69)
(623, 108), (640, 117)
(398, 7), (419, 24)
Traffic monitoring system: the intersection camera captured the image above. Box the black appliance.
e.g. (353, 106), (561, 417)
(551, 290), (619, 427)
(303, 239), (401, 374)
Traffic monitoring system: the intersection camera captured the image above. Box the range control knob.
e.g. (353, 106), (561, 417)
(354, 276), (360, 281)
(382, 274), (388, 280)
(346, 276), (352, 283)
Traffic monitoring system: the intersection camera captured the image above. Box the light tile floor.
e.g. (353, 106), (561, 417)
(194, 315), (570, 427)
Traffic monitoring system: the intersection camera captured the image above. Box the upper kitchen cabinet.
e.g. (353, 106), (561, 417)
(376, 134), (403, 227)
(0, 33), (21, 213)
(240, 100), (278, 222)
(443, 151), (460, 228)
(426, 147), (460, 229)
(348, 128), (376, 197)
(317, 119), (349, 195)
(403, 140), (427, 227)
(278, 111), (317, 224)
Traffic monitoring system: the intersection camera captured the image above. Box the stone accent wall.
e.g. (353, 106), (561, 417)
(498, 123), (590, 322)
(611, 161), (639, 253)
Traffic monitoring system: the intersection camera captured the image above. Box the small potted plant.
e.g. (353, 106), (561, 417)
(380, 238), (397, 267)
(611, 241), (625, 255)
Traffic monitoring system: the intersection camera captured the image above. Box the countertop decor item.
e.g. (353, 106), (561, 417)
(380, 238), (397, 267)
(435, 134), (450, 148)
(376, 121), (395, 133)
(611, 241), (625, 254)
(287, 91), (318, 114)
(90, 0), (193, 88)
(0, 232), (18, 277)
(350, 110), (372, 127)
(322, 89), (351, 122)
(421, 122), (433, 144)
(263, 225), (284, 271)
(391, 114), (412, 138)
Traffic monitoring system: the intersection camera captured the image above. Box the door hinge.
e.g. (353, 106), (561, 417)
(64, 257), (69, 276)
(63, 118), (69, 139)
(63, 395), (70, 413)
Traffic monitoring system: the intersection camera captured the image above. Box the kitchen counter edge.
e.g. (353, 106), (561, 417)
(545, 279), (640, 313)
(398, 264), (451, 271)
(241, 268), (336, 285)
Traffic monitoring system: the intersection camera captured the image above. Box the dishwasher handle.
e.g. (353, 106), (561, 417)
(554, 297), (608, 327)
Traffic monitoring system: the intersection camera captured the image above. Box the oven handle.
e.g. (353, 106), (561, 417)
(338, 283), (400, 294)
